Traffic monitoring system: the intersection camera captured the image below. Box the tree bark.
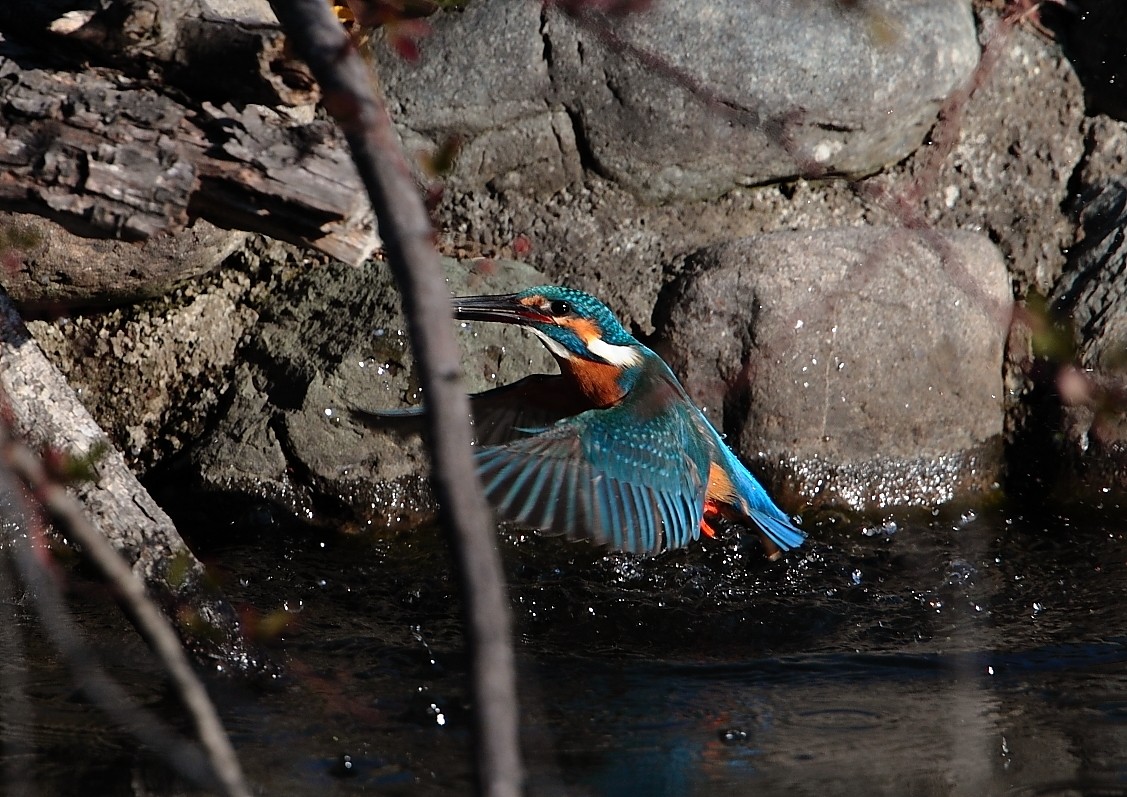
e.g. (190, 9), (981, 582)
(0, 4), (377, 265)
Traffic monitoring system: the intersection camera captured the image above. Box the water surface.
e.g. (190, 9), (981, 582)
(4, 505), (1127, 795)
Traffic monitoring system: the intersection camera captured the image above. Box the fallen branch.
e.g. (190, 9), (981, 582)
(266, 2), (523, 795)
(0, 29), (376, 264)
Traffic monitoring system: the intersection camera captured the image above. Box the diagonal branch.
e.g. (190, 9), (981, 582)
(265, 2), (522, 796)
(0, 423), (251, 797)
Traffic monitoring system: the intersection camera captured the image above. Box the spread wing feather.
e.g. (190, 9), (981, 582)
(351, 374), (592, 446)
(474, 380), (710, 554)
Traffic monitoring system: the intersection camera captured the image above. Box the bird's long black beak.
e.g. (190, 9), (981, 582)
(453, 293), (543, 326)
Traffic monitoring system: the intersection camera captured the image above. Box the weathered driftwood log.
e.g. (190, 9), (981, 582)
(0, 0), (315, 108)
(0, 5), (376, 265)
(0, 289), (266, 674)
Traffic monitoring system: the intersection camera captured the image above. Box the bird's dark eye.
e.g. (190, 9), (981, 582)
(548, 300), (571, 317)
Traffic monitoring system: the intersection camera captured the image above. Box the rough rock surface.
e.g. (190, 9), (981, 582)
(375, 0), (582, 198)
(28, 270), (257, 470)
(1, 213), (247, 309)
(377, 0), (979, 202)
(547, 0), (979, 202)
(652, 228), (1012, 512)
(879, 12), (1087, 295)
(431, 14), (1083, 339)
(167, 257), (555, 530)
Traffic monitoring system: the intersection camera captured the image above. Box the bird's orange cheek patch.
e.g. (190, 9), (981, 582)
(568, 317), (600, 344)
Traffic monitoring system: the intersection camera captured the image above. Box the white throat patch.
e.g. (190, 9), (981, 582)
(530, 327), (573, 361)
(530, 326), (643, 367)
(587, 337), (643, 367)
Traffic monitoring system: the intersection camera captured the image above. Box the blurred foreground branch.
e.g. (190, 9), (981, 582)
(0, 289), (266, 672)
(266, 2), (522, 795)
(0, 432), (250, 796)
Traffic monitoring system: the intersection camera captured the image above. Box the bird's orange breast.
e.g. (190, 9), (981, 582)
(559, 357), (626, 408)
(701, 462), (737, 538)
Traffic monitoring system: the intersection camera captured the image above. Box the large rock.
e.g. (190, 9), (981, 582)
(892, 13), (1086, 295)
(547, 0), (979, 202)
(377, 0), (978, 203)
(169, 257), (555, 530)
(652, 227), (1012, 512)
(374, 0), (582, 197)
(27, 269), (257, 471)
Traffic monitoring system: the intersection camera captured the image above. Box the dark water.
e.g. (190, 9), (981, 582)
(5, 504), (1127, 796)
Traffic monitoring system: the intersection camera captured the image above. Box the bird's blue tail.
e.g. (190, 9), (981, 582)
(725, 450), (805, 551)
(748, 506), (806, 551)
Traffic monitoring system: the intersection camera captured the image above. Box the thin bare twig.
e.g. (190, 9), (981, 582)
(266, 2), (522, 796)
(0, 423), (250, 796)
(1, 439), (252, 797)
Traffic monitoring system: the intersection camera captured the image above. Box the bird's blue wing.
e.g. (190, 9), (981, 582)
(351, 374), (593, 445)
(474, 383), (712, 555)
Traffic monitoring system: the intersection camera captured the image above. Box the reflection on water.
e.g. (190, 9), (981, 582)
(3, 506), (1127, 795)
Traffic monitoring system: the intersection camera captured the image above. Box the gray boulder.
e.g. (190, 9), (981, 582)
(652, 227), (1012, 512)
(1, 212), (246, 308)
(376, 0), (979, 202)
(374, 0), (582, 197)
(548, 0), (979, 202)
(28, 270), (257, 471)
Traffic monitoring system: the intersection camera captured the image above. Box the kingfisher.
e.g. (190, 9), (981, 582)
(359, 286), (804, 557)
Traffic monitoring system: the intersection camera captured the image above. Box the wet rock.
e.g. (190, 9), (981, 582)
(174, 257), (555, 530)
(378, 0), (977, 203)
(1049, 182), (1127, 501)
(0, 212), (246, 309)
(652, 227), (1012, 512)
(1075, 116), (1127, 196)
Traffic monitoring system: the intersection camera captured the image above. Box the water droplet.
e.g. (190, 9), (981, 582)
(719, 728), (748, 744)
(331, 753), (357, 778)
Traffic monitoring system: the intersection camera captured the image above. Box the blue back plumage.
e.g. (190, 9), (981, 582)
(474, 355), (711, 554)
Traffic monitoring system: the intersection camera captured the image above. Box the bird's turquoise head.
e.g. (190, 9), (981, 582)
(453, 285), (642, 367)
